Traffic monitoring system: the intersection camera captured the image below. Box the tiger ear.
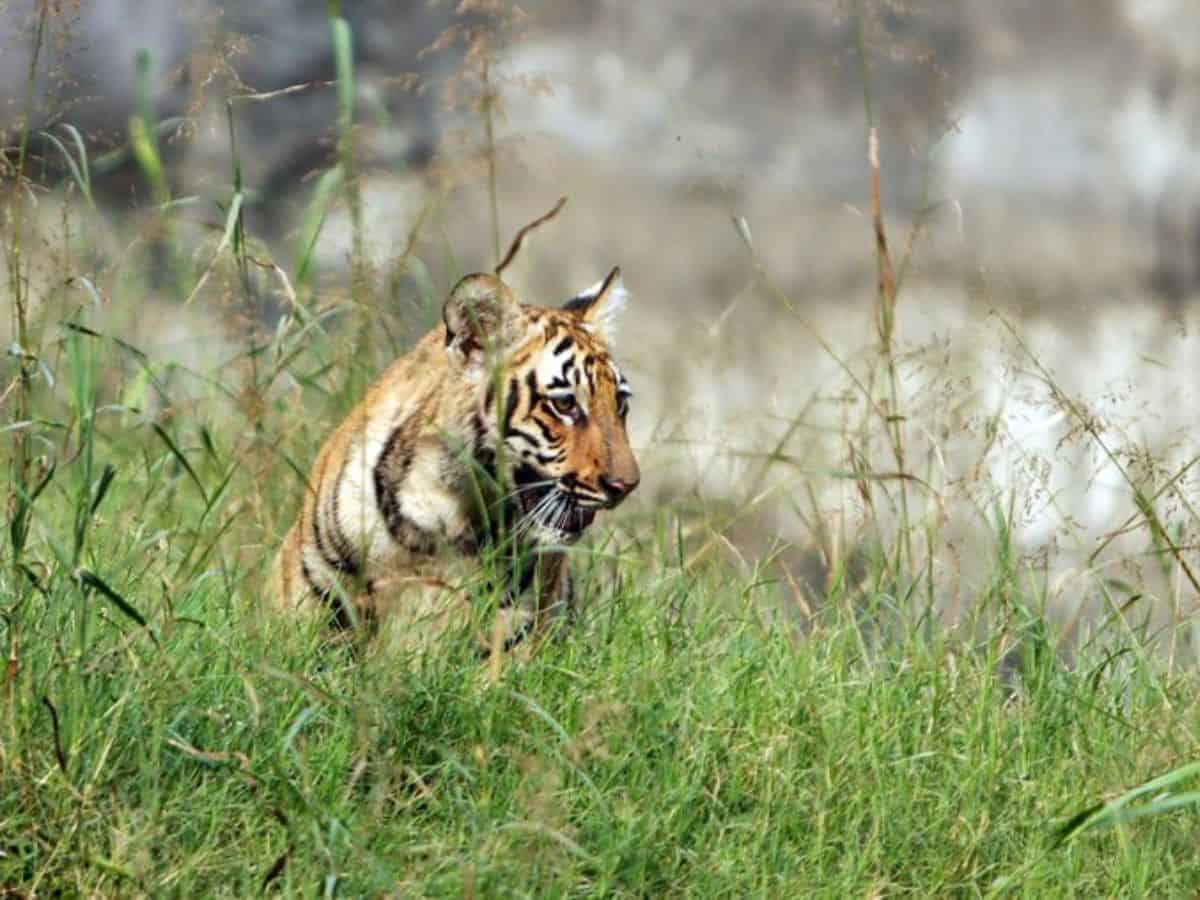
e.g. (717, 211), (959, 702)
(443, 273), (521, 367)
(563, 266), (627, 340)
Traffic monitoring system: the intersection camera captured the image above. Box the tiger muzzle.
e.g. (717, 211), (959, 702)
(599, 474), (638, 508)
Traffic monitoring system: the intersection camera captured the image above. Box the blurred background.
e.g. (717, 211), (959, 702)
(5, 0), (1200, 639)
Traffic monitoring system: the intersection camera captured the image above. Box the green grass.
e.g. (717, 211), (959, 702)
(3, 406), (1200, 895)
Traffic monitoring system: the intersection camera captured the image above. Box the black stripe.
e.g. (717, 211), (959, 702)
(484, 380), (495, 413)
(374, 424), (415, 542)
(506, 427), (543, 448)
(471, 412), (495, 478)
(373, 420), (438, 556)
(552, 336), (573, 354)
(530, 416), (557, 444)
(312, 502), (359, 576)
(300, 558), (354, 630)
(502, 376), (519, 433)
(513, 464), (544, 487)
(562, 292), (595, 314)
(524, 369), (540, 402)
(503, 618), (534, 651)
(475, 446), (497, 485)
(516, 554), (540, 595)
(326, 460), (361, 574)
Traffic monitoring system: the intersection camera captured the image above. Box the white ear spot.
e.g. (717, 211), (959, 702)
(596, 275), (629, 336)
(565, 267), (629, 340)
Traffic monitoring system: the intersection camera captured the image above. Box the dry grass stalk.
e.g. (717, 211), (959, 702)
(494, 195), (567, 276)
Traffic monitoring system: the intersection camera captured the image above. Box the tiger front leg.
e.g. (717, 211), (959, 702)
(485, 550), (573, 662)
(530, 549), (576, 634)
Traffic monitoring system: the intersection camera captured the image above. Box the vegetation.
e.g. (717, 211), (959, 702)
(3, 2), (1200, 895)
(4, 522), (1200, 895)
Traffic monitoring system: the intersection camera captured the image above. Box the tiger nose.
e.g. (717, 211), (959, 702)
(600, 474), (639, 507)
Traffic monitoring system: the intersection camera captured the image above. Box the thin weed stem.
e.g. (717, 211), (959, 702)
(855, 3), (913, 577)
(482, 56), (501, 265)
(3, 0), (49, 766)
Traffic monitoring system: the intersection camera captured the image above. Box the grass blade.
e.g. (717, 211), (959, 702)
(151, 423), (208, 503)
(78, 569), (149, 629)
(40, 128), (95, 210)
(184, 192), (243, 305)
(1055, 761), (1200, 844)
(294, 166), (342, 289)
(89, 462), (117, 516)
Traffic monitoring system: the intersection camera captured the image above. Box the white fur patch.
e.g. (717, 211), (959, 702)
(571, 273), (629, 340)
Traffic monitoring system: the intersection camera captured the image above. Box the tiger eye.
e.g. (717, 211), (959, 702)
(551, 395), (578, 417)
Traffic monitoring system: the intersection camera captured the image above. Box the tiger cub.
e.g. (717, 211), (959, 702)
(270, 265), (639, 651)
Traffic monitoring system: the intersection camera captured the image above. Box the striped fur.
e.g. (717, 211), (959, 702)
(270, 270), (639, 651)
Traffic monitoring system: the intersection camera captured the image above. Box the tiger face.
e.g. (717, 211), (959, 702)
(443, 267), (640, 544)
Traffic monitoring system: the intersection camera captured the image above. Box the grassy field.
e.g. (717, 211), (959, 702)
(3, 451), (1200, 895)
(3, 304), (1200, 896)
(5, 4), (1200, 897)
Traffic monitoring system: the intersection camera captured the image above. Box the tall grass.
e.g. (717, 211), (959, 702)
(2, 1), (1200, 895)
(327, 2), (365, 302)
(3, 0), (50, 774)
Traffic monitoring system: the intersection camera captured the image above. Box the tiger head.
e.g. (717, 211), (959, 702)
(443, 267), (640, 543)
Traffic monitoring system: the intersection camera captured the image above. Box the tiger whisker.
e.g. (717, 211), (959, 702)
(514, 488), (559, 537)
(556, 494), (577, 535)
(549, 494), (567, 533)
(540, 494), (562, 536)
(498, 478), (556, 505)
(543, 492), (576, 542)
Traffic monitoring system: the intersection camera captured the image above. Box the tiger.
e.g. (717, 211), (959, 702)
(270, 213), (639, 653)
